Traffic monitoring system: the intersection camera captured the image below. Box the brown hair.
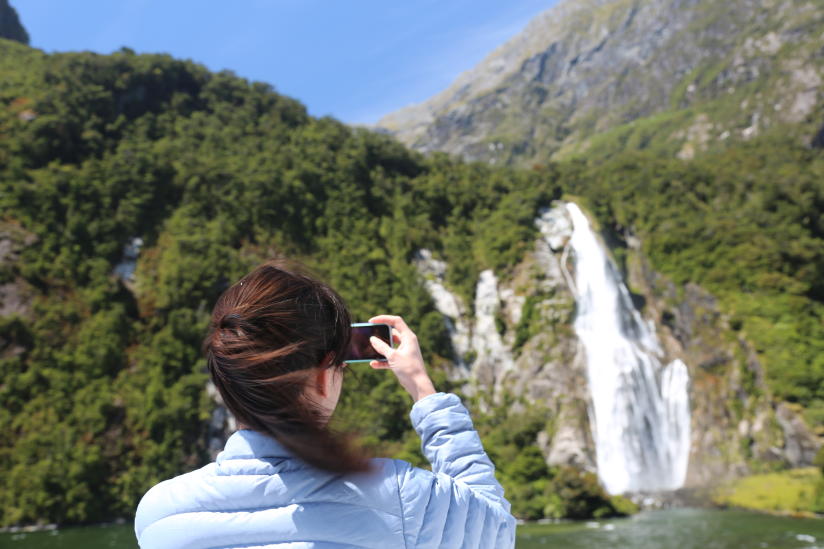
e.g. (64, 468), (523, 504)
(204, 260), (370, 474)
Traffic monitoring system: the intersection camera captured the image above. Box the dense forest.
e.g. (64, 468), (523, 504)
(0, 37), (822, 525)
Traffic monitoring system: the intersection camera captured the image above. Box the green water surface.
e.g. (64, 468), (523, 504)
(1, 509), (821, 548)
(517, 508), (824, 548)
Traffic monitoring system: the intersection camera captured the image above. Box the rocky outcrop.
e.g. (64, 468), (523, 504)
(112, 237), (144, 293)
(775, 403), (820, 466)
(414, 207), (595, 471)
(621, 222), (820, 483)
(0, 0), (28, 45)
(413, 250), (472, 373)
(0, 222), (36, 319)
(0, 222), (36, 362)
(469, 270), (516, 393)
(378, 0), (824, 164)
(205, 381), (237, 460)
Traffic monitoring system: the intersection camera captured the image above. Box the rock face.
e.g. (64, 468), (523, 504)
(0, 223), (36, 320)
(0, 0), (29, 45)
(206, 381), (237, 460)
(413, 250), (472, 373)
(378, 0), (824, 163)
(469, 270), (516, 393)
(415, 202), (820, 490)
(414, 212), (595, 471)
(621, 235), (820, 484)
(112, 237), (144, 292)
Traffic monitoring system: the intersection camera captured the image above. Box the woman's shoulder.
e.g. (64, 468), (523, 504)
(338, 457), (416, 509)
(134, 463), (217, 537)
(135, 458), (412, 529)
(134, 457), (419, 547)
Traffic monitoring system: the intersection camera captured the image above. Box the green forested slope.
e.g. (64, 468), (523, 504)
(0, 38), (822, 526)
(0, 39), (564, 525)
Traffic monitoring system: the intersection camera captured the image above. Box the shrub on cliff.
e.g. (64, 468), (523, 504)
(814, 447), (824, 514)
(544, 466), (636, 520)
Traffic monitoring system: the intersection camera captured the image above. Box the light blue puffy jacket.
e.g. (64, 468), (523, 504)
(135, 392), (516, 548)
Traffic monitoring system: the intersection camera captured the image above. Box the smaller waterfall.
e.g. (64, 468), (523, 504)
(113, 237), (144, 282)
(564, 203), (691, 494)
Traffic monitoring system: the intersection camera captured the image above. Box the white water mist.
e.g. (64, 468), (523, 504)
(562, 203), (691, 493)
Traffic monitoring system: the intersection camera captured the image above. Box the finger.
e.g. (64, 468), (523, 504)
(370, 336), (393, 358)
(369, 360), (391, 369)
(368, 315), (410, 333)
(392, 330), (401, 345)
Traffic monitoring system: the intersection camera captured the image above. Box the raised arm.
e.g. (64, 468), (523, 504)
(369, 315), (515, 548)
(411, 392), (508, 506)
(399, 392), (515, 548)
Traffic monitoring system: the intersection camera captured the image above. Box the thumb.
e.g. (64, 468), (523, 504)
(370, 336), (393, 359)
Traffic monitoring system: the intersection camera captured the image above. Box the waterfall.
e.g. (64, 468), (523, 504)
(563, 202), (691, 494)
(113, 237), (143, 282)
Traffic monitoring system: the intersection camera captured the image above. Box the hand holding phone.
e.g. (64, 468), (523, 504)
(344, 323), (392, 363)
(366, 315), (436, 402)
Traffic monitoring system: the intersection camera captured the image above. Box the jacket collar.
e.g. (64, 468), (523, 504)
(216, 429), (292, 463)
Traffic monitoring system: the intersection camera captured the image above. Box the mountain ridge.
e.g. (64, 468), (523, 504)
(0, 0), (28, 45)
(377, 0), (824, 164)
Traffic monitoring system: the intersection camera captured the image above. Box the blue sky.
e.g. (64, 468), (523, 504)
(14, 0), (557, 124)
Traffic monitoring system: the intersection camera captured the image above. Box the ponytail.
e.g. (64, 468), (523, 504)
(204, 260), (370, 474)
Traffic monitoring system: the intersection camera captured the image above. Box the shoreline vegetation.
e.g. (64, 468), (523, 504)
(712, 467), (824, 519)
(3, 510), (822, 549)
(4, 465), (823, 533)
(3, 499), (819, 538)
(0, 518), (126, 535)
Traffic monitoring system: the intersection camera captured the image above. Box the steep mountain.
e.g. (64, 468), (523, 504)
(0, 0), (28, 45)
(378, 0), (824, 164)
(377, 0), (824, 509)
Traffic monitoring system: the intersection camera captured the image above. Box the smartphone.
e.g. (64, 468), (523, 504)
(345, 323), (392, 364)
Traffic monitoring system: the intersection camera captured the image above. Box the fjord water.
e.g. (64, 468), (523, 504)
(516, 509), (824, 548)
(564, 203), (691, 493)
(3, 510), (822, 548)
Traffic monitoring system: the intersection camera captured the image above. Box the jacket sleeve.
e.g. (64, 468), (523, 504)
(394, 392), (516, 549)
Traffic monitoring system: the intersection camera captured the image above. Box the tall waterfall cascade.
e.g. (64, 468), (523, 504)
(548, 203), (692, 494)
